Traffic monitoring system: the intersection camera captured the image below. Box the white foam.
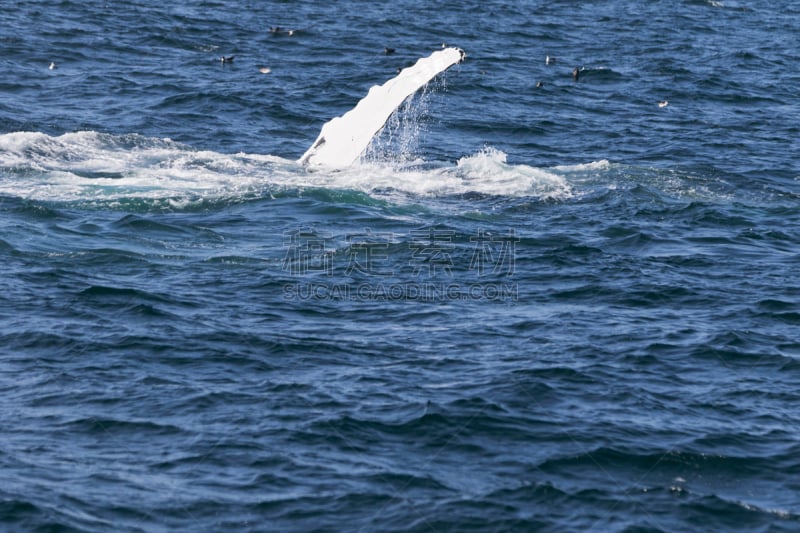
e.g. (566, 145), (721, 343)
(553, 160), (611, 172)
(454, 147), (572, 199)
(0, 131), (293, 203)
(0, 132), (576, 204)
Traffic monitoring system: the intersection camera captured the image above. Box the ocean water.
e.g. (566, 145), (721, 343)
(2, 0), (800, 531)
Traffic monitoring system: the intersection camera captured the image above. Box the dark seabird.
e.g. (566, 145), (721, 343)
(573, 66), (580, 81)
(384, 47), (396, 55)
(546, 55), (556, 65)
(220, 56), (235, 64)
(536, 81), (544, 88)
(270, 26), (296, 36)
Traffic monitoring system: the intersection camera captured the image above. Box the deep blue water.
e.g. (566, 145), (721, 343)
(2, 1), (800, 531)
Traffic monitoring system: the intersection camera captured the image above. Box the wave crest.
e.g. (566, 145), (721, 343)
(455, 147), (572, 199)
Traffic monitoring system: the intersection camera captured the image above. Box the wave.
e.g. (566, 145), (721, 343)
(0, 130), (755, 209)
(0, 131), (574, 205)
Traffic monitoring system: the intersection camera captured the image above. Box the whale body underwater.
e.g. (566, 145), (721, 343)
(298, 47), (465, 169)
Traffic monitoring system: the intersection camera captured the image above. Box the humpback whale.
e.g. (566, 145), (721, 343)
(299, 47), (465, 169)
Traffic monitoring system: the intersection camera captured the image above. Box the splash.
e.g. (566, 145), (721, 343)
(2, 130), (748, 208)
(0, 132), (575, 205)
(0, 131), (291, 204)
(454, 148), (572, 199)
(363, 85), (433, 165)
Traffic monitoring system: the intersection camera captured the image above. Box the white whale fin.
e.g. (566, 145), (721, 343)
(299, 47), (465, 169)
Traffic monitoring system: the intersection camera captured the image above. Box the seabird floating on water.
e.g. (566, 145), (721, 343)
(384, 47), (395, 55)
(658, 100), (669, 108)
(573, 66), (581, 81)
(546, 55), (555, 65)
(258, 66), (272, 74)
(270, 26), (297, 36)
(220, 56), (235, 64)
(48, 62), (56, 70)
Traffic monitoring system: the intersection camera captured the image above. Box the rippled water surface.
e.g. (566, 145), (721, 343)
(2, 1), (800, 531)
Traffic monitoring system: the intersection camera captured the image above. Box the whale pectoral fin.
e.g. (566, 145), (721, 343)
(298, 136), (325, 166)
(298, 47), (464, 169)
